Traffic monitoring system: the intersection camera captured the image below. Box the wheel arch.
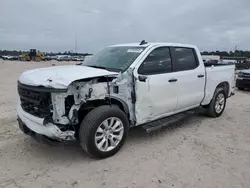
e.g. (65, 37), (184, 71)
(215, 81), (230, 98)
(202, 81), (230, 107)
(77, 97), (130, 125)
(109, 97), (130, 118)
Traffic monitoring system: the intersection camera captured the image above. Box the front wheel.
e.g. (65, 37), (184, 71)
(207, 88), (227, 118)
(79, 105), (129, 158)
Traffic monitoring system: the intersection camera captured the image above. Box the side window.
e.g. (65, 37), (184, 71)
(138, 47), (172, 75)
(173, 47), (198, 71)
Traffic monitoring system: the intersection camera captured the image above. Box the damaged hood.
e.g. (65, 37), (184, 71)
(19, 65), (118, 89)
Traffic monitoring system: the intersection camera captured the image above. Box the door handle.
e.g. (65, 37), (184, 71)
(198, 74), (205, 78)
(168, 78), (178, 82)
(138, 75), (148, 82)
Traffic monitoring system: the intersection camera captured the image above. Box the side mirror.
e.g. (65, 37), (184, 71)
(138, 75), (148, 82)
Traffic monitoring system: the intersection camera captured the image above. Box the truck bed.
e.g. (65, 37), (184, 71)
(202, 64), (235, 105)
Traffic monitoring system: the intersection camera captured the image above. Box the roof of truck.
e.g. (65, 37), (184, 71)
(110, 42), (197, 49)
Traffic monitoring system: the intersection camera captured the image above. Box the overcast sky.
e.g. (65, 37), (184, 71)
(1, 0), (250, 53)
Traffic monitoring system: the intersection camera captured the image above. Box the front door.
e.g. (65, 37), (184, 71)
(133, 47), (178, 125)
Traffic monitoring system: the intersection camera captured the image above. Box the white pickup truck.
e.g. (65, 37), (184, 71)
(17, 42), (235, 158)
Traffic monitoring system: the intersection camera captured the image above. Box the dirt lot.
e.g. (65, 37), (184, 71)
(0, 60), (250, 188)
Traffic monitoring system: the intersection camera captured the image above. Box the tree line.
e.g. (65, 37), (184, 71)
(1, 49), (250, 58)
(0, 50), (92, 56)
(201, 50), (250, 57)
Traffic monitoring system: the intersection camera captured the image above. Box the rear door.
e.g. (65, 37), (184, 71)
(171, 47), (205, 112)
(133, 47), (178, 125)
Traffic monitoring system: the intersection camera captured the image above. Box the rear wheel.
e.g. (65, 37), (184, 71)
(79, 105), (129, 158)
(207, 88), (226, 117)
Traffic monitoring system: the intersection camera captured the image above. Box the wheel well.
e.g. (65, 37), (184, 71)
(110, 98), (130, 118)
(216, 82), (229, 97)
(77, 98), (129, 126)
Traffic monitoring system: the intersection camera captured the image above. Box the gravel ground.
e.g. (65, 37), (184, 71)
(0, 60), (250, 188)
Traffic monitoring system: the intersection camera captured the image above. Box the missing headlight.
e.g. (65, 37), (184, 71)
(65, 95), (74, 116)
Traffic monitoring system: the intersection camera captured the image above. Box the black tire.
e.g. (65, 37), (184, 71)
(238, 87), (244, 90)
(79, 105), (129, 158)
(207, 88), (227, 118)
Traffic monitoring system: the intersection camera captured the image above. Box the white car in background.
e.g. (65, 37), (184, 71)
(202, 55), (221, 63)
(2, 55), (18, 60)
(56, 55), (72, 61)
(220, 60), (237, 65)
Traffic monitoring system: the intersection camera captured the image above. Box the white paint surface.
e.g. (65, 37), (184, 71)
(174, 67), (206, 112)
(131, 43), (235, 125)
(18, 65), (118, 89)
(202, 65), (235, 105)
(134, 72), (178, 124)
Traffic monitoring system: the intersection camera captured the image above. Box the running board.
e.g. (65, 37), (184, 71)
(141, 111), (194, 133)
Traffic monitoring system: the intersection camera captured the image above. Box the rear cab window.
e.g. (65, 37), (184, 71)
(172, 47), (199, 72)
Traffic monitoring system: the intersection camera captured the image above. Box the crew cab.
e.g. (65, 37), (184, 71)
(17, 42), (235, 158)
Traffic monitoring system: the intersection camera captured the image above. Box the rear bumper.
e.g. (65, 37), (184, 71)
(236, 79), (250, 88)
(17, 105), (75, 141)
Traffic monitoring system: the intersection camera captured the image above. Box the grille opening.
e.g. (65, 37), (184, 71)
(18, 84), (52, 118)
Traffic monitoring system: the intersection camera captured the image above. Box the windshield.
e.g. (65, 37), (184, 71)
(81, 46), (146, 72)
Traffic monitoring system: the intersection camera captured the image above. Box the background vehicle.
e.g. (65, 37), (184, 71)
(56, 55), (72, 61)
(220, 60), (237, 65)
(72, 56), (85, 61)
(2, 55), (18, 60)
(202, 55), (221, 64)
(20, 49), (44, 62)
(17, 42), (235, 158)
(49, 55), (58, 60)
(236, 69), (250, 90)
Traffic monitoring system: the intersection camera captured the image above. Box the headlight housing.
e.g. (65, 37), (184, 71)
(238, 72), (243, 78)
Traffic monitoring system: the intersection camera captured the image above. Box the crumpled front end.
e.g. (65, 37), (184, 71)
(17, 66), (137, 142)
(17, 76), (117, 141)
(17, 82), (76, 141)
(17, 105), (75, 141)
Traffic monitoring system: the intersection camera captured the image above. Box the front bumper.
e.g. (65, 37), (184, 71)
(18, 118), (61, 144)
(17, 105), (75, 141)
(236, 79), (250, 88)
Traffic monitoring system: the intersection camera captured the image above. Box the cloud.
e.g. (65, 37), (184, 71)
(0, 0), (250, 52)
